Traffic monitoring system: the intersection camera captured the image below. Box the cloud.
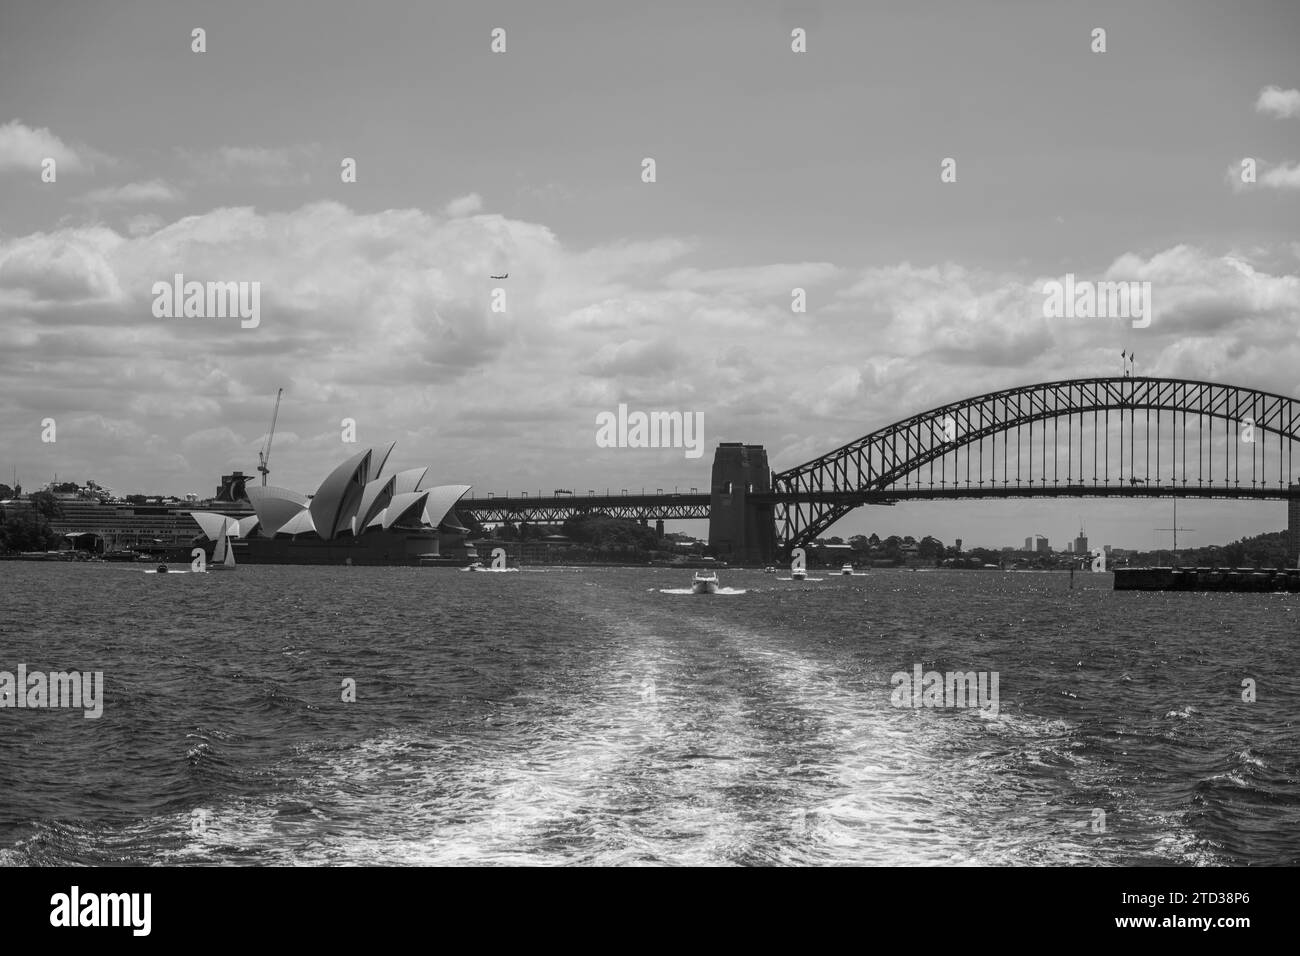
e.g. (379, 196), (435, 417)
(1225, 158), (1300, 192)
(0, 119), (106, 173)
(78, 180), (181, 204)
(1260, 161), (1300, 190)
(0, 198), (1296, 498)
(814, 247), (1300, 429)
(126, 214), (165, 236)
(581, 338), (687, 378)
(664, 262), (840, 294)
(515, 181), (575, 204)
(1255, 86), (1300, 119)
(0, 227), (124, 305)
(180, 144), (317, 186)
(443, 193), (483, 217)
(1101, 245), (1300, 331)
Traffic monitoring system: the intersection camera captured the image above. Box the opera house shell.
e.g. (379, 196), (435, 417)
(189, 443), (476, 566)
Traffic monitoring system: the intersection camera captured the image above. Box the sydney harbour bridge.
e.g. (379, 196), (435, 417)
(457, 376), (1300, 563)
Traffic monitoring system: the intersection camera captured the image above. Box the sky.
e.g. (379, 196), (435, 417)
(1, 0), (1298, 552)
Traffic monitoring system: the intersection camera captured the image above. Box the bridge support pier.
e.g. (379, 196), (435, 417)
(1290, 485), (1300, 566)
(708, 443), (777, 564)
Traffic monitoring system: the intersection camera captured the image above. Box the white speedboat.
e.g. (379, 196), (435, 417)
(691, 571), (719, 594)
(791, 567), (807, 581)
(841, 563), (854, 575)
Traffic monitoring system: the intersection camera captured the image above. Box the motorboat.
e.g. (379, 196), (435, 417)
(840, 563), (854, 575)
(763, 566), (776, 574)
(791, 567), (807, 581)
(691, 571), (719, 594)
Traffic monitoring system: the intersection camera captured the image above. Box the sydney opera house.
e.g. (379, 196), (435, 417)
(188, 443), (477, 566)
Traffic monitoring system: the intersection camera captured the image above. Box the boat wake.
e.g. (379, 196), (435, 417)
(657, 587), (749, 595)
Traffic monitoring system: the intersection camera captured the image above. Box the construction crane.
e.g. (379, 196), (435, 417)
(256, 388), (283, 486)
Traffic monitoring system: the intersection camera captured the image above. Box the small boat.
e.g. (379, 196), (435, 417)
(791, 567), (807, 581)
(156, 564), (169, 574)
(209, 523), (237, 571)
(763, 566), (776, 574)
(840, 563), (854, 575)
(103, 549), (144, 562)
(691, 571), (719, 594)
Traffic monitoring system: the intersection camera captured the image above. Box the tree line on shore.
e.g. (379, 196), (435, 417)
(0, 491), (63, 552)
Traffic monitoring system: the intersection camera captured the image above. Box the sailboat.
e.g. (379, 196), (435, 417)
(209, 522), (237, 571)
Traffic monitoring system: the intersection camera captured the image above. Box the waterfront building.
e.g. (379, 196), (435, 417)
(0, 493), (246, 553)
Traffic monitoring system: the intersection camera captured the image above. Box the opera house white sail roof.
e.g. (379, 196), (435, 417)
(192, 445), (471, 542)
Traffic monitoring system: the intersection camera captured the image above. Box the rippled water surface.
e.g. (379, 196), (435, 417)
(1, 563), (1296, 865)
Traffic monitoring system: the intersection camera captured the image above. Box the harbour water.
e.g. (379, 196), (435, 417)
(1, 564), (1296, 866)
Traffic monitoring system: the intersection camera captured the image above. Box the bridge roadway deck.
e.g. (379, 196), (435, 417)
(456, 485), (1300, 522)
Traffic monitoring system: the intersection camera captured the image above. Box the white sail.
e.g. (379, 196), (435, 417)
(209, 522), (238, 570)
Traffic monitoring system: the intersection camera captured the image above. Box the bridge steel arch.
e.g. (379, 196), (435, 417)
(772, 376), (1300, 550)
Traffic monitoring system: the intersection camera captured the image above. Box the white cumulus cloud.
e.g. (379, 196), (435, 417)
(1255, 86), (1300, 119)
(0, 119), (105, 173)
(443, 193), (484, 217)
(78, 180), (181, 204)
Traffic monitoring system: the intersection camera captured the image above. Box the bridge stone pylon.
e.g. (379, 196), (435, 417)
(707, 443), (777, 564)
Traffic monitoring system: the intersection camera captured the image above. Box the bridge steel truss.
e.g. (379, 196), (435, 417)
(771, 377), (1300, 550)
